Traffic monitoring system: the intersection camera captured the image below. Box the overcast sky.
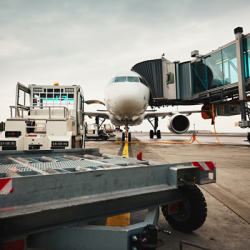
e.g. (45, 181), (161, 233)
(1, 0), (250, 133)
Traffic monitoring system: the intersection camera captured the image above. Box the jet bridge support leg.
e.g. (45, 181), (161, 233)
(235, 27), (250, 131)
(148, 117), (161, 139)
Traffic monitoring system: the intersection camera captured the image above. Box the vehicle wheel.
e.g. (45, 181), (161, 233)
(71, 136), (75, 149)
(247, 133), (250, 142)
(157, 130), (161, 139)
(128, 132), (131, 142)
(122, 132), (125, 141)
(150, 130), (154, 139)
(161, 185), (207, 233)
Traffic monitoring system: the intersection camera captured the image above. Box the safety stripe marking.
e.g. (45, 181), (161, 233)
(192, 161), (215, 171)
(0, 178), (13, 195)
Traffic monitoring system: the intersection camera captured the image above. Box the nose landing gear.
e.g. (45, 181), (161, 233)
(122, 120), (132, 142)
(148, 117), (161, 139)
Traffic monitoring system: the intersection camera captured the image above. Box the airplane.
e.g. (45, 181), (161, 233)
(85, 71), (200, 142)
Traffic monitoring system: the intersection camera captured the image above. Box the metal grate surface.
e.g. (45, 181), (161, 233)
(0, 160), (104, 173)
(100, 158), (148, 166)
(0, 156), (148, 174)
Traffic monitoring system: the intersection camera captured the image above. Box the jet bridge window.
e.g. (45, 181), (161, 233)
(115, 77), (126, 82)
(127, 76), (139, 82)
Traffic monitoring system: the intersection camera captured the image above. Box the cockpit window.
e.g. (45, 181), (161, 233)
(107, 77), (115, 86)
(115, 77), (126, 82)
(107, 76), (147, 86)
(127, 77), (139, 82)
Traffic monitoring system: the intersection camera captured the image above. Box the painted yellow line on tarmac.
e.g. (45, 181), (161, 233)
(106, 142), (130, 227)
(122, 142), (129, 157)
(105, 213), (130, 227)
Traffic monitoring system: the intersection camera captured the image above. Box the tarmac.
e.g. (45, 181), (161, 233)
(86, 132), (250, 250)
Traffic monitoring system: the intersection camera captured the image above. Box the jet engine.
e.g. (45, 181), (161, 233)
(167, 114), (190, 134)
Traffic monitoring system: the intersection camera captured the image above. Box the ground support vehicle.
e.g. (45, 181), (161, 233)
(0, 83), (85, 151)
(0, 149), (216, 250)
(103, 124), (116, 140)
(85, 123), (116, 141)
(85, 123), (109, 140)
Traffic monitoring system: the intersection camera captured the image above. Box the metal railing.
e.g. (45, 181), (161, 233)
(9, 106), (69, 119)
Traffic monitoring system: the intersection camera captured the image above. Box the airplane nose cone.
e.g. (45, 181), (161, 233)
(116, 98), (143, 118)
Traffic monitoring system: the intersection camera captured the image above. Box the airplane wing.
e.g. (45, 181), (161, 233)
(144, 110), (201, 119)
(84, 112), (110, 120)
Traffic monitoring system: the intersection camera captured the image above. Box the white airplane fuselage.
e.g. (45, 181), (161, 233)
(104, 71), (150, 126)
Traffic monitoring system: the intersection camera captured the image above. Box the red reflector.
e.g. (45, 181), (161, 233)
(10, 168), (19, 172)
(28, 135), (37, 137)
(169, 204), (179, 214)
(12, 133), (15, 135)
(4, 239), (25, 250)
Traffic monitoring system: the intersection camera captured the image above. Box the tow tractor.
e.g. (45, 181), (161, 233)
(0, 82), (85, 151)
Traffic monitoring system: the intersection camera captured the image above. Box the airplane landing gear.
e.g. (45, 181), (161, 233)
(122, 132), (125, 141)
(148, 117), (161, 139)
(128, 132), (131, 142)
(122, 132), (131, 142)
(121, 121), (131, 142)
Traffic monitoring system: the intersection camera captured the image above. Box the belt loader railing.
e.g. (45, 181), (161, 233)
(9, 106), (69, 120)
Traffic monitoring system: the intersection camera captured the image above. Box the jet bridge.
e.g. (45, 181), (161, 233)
(132, 27), (250, 128)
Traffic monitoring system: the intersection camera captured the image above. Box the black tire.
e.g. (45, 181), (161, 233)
(161, 185), (207, 233)
(128, 133), (131, 142)
(122, 132), (125, 141)
(150, 130), (154, 139)
(247, 133), (250, 142)
(71, 136), (75, 149)
(157, 130), (161, 139)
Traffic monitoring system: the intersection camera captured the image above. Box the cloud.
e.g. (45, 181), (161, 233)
(0, 0), (249, 132)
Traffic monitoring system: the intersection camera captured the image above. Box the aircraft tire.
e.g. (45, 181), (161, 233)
(161, 185), (207, 233)
(122, 132), (125, 141)
(157, 130), (161, 139)
(128, 133), (131, 142)
(150, 130), (154, 139)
